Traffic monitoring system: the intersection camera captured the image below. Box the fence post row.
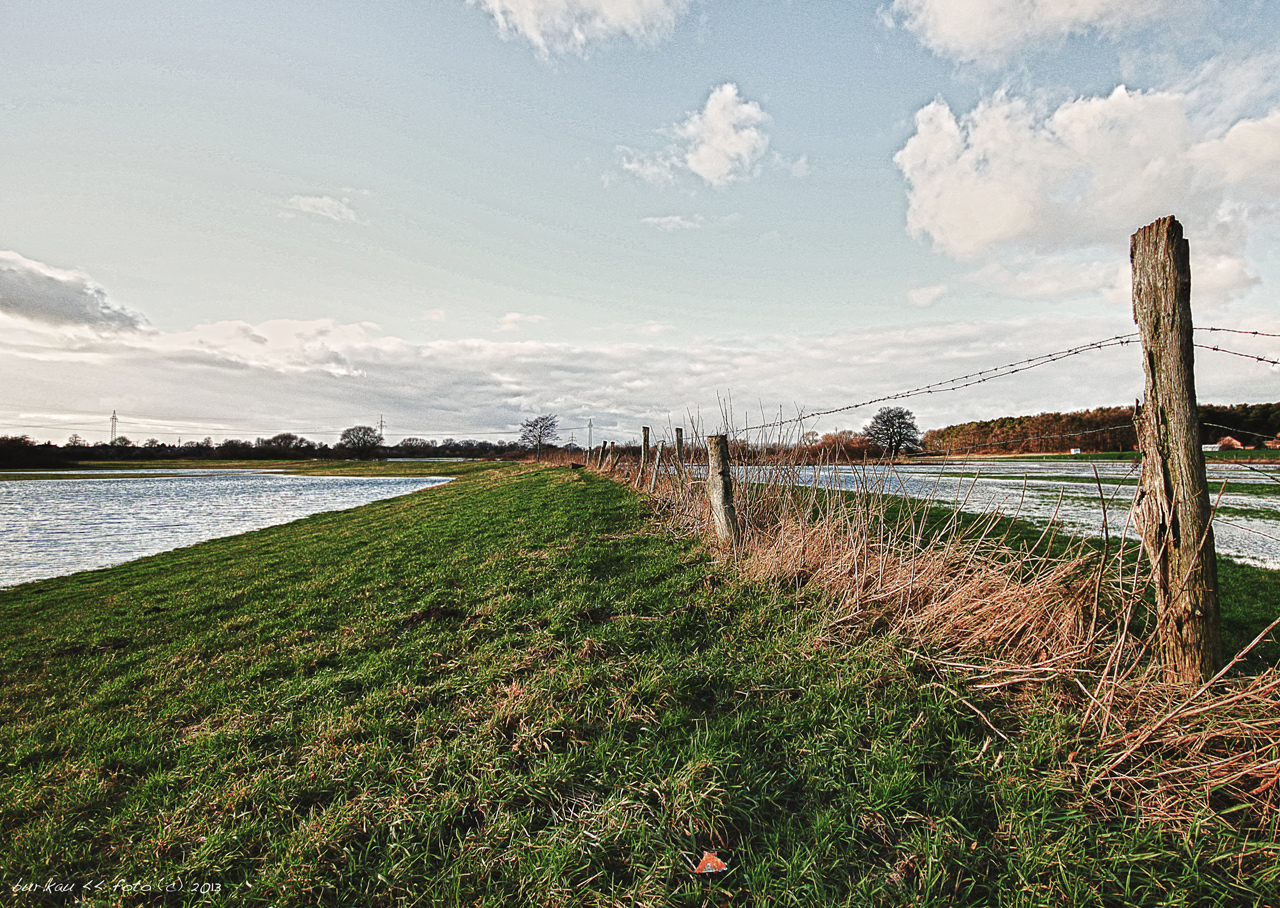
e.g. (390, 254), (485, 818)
(706, 434), (740, 545)
(1131, 215), (1221, 685)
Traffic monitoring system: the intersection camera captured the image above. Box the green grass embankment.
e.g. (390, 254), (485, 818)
(1, 464), (1274, 906)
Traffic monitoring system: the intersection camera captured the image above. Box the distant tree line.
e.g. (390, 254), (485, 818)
(921, 402), (1280, 455)
(0, 427), (542, 468)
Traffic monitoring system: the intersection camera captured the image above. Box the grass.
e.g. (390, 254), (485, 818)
(2, 464), (1277, 905)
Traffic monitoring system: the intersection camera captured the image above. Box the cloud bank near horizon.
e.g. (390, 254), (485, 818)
(3, 254), (1276, 445)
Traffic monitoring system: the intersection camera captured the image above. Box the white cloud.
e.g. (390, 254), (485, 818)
(907, 284), (948, 308)
(640, 213), (739, 230)
(0, 251), (146, 330)
(498, 311), (548, 331)
(468, 0), (689, 56)
(286, 195), (359, 222)
(895, 82), (1280, 304)
(888, 0), (1180, 63)
(621, 83), (771, 188)
(642, 215), (704, 230)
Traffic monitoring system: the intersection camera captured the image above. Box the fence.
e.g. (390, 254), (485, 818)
(586, 217), (1278, 687)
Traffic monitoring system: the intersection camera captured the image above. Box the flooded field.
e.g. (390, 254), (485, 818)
(799, 459), (1280, 568)
(0, 469), (450, 587)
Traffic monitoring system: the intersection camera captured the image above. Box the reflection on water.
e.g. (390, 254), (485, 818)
(744, 460), (1280, 569)
(0, 469), (450, 588)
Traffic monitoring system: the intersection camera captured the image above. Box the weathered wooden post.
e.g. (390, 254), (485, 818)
(637, 426), (650, 488)
(606, 441), (618, 473)
(1131, 215), (1221, 684)
(706, 434), (740, 545)
(675, 427), (686, 483)
(648, 441), (665, 494)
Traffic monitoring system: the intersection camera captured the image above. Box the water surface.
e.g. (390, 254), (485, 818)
(0, 469), (450, 588)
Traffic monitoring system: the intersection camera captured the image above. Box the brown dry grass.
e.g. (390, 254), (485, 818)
(590, 442), (1280, 836)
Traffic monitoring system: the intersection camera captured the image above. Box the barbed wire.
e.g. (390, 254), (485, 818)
(1200, 327), (1280, 339)
(927, 423), (1136, 456)
(742, 334), (1140, 433)
(1194, 344), (1280, 367)
(1202, 423), (1279, 444)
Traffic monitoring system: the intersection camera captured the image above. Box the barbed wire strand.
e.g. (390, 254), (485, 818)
(1202, 423), (1280, 444)
(742, 334), (1140, 433)
(930, 423), (1136, 456)
(1199, 327), (1280, 339)
(1194, 344), (1280, 367)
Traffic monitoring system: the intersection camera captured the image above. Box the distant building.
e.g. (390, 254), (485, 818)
(1216, 436), (1244, 450)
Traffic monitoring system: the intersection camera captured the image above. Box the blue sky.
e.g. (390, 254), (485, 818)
(2, 0), (1278, 445)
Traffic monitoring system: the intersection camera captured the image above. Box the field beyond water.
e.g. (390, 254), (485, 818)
(1, 463), (1277, 906)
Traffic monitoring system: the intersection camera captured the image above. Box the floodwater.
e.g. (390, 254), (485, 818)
(784, 460), (1280, 569)
(0, 469), (450, 588)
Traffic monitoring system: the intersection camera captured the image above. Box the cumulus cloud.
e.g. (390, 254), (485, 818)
(0, 251), (146, 330)
(895, 82), (1280, 304)
(285, 195), (359, 222)
(621, 83), (771, 188)
(888, 0), (1179, 63)
(469, 0), (689, 56)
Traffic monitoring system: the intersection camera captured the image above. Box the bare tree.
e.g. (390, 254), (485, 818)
(863, 407), (920, 458)
(520, 414), (559, 461)
(339, 425), (384, 460)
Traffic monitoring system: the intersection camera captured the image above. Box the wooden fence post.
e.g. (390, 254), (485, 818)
(706, 434), (740, 545)
(1131, 215), (1221, 684)
(637, 426), (650, 488)
(606, 442), (617, 473)
(675, 427), (686, 483)
(648, 441), (665, 493)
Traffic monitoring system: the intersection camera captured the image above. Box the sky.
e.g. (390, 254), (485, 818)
(2, 0), (1279, 447)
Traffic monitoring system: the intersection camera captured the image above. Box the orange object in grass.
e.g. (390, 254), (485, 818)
(694, 852), (728, 874)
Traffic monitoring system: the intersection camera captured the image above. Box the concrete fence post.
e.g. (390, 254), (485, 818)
(706, 434), (740, 545)
(1131, 215), (1221, 684)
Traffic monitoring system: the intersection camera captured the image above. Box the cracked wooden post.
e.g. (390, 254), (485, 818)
(706, 434), (740, 546)
(1131, 215), (1221, 684)
(648, 441), (665, 494)
(675, 427), (686, 484)
(637, 426), (650, 489)
(606, 441), (618, 473)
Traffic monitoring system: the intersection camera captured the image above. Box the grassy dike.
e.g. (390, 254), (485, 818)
(0, 464), (1270, 906)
